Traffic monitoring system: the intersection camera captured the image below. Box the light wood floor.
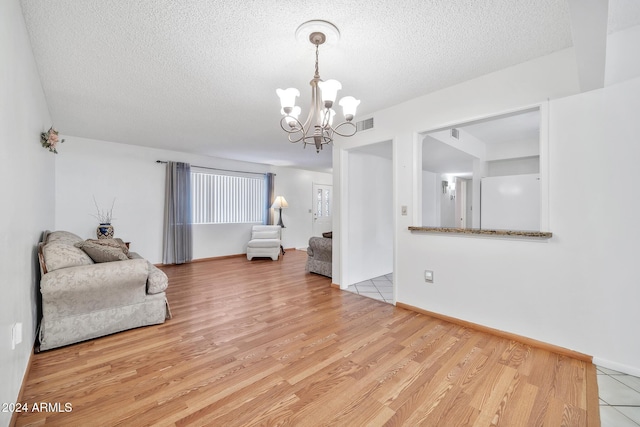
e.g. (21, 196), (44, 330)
(16, 250), (599, 426)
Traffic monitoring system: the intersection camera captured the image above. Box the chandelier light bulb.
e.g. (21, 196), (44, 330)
(276, 88), (300, 112)
(339, 96), (360, 121)
(318, 79), (342, 108)
(281, 106), (301, 127)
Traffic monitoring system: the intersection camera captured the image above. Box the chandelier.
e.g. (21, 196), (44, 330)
(277, 20), (360, 153)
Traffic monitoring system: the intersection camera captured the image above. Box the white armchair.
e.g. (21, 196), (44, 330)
(246, 225), (282, 261)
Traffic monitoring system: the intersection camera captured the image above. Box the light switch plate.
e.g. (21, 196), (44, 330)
(424, 270), (434, 283)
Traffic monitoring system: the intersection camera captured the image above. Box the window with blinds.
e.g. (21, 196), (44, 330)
(191, 170), (265, 224)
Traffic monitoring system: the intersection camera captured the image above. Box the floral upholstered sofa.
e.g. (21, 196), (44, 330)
(305, 235), (332, 278)
(36, 230), (171, 351)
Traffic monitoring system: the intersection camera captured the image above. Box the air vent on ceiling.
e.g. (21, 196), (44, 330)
(451, 128), (460, 139)
(356, 117), (374, 132)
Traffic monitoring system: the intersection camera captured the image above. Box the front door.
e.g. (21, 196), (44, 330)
(312, 183), (332, 236)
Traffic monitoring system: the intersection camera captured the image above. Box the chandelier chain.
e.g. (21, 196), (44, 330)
(314, 43), (320, 79)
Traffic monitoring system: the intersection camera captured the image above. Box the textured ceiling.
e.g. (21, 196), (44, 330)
(18, 0), (639, 172)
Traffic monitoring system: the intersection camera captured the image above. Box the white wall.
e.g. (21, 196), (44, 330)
(548, 78), (640, 372)
(605, 24), (640, 86)
(345, 151), (393, 285)
(486, 137), (540, 176)
(0, 1), (55, 425)
(439, 174), (457, 228)
(335, 33), (640, 376)
(486, 138), (539, 161)
(487, 156), (539, 176)
(55, 137), (331, 263)
(421, 171), (437, 225)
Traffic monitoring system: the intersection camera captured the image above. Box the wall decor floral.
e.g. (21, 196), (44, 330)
(40, 126), (64, 153)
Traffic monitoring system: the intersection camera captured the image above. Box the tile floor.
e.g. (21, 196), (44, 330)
(346, 279), (640, 425)
(598, 366), (640, 426)
(345, 273), (394, 303)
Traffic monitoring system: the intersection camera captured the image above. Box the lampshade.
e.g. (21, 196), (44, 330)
(271, 196), (289, 209)
(318, 79), (342, 107)
(276, 88), (300, 110)
(339, 96), (361, 121)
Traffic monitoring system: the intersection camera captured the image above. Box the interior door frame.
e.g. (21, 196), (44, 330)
(338, 139), (396, 305)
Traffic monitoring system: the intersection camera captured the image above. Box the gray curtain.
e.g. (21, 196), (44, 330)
(163, 162), (192, 264)
(265, 173), (275, 225)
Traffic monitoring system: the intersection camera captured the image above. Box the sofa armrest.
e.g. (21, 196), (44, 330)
(308, 237), (332, 262)
(127, 252), (168, 294)
(40, 258), (149, 318)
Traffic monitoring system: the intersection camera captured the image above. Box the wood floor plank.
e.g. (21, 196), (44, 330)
(15, 250), (598, 426)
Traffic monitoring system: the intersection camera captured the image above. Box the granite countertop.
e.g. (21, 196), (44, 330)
(408, 226), (552, 238)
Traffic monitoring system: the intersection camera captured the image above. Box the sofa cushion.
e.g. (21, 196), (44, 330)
(75, 241), (129, 263)
(46, 230), (84, 245)
(252, 229), (280, 239)
(247, 238), (281, 248)
(43, 242), (94, 272)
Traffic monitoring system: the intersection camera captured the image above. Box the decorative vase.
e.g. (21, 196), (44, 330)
(97, 223), (114, 239)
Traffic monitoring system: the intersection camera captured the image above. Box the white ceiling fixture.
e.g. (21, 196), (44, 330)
(277, 20), (360, 153)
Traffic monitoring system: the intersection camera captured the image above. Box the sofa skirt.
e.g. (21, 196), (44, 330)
(37, 293), (169, 352)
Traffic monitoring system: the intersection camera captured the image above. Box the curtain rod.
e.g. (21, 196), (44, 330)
(155, 160), (271, 176)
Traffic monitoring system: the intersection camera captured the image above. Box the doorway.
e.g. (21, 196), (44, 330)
(342, 141), (394, 304)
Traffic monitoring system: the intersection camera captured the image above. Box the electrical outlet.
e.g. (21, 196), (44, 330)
(424, 270), (434, 283)
(12, 322), (22, 350)
(401, 206), (408, 216)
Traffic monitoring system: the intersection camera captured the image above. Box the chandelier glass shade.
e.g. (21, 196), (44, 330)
(277, 22), (360, 153)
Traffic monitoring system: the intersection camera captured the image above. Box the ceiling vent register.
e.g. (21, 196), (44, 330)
(356, 117), (374, 132)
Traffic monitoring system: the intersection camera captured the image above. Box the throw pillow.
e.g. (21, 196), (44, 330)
(46, 230), (84, 245)
(75, 241), (129, 263)
(43, 242), (94, 271)
(85, 238), (129, 255)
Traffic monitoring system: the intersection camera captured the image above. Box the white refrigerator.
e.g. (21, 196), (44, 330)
(480, 174), (540, 231)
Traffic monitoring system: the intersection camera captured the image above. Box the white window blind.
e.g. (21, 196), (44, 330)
(191, 170), (265, 224)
